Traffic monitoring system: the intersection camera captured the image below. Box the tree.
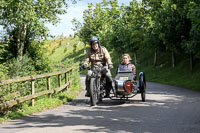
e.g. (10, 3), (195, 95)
(73, 0), (144, 64)
(125, 0), (144, 64)
(74, 0), (200, 70)
(181, 1), (200, 70)
(142, 0), (164, 66)
(143, 0), (192, 68)
(0, 0), (78, 61)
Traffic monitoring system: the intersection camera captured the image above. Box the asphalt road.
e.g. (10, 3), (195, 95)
(0, 75), (200, 133)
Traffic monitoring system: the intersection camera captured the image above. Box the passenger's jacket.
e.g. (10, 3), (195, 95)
(84, 46), (112, 66)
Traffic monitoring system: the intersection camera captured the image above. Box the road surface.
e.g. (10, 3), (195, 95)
(0, 74), (200, 133)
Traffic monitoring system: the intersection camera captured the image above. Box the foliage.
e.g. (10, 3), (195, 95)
(182, 1), (200, 55)
(0, 0), (69, 38)
(6, 54), (36, 78)
(0, 63), (8, 81)
(73, 0), (144, 58)
(25, 40), (52, 73)
(72, 0), (200, 70)
(0, 0), (80, 81)
(0, 0), (78, 60)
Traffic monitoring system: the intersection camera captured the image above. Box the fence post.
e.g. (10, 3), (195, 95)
(65, 72), (68, 90)
(69, 69), (72, 88)
(71, 68), (73, 79)
(58, 74), (61, 87)
(31, 80), (35, 107)
(47, 77), (51, 98)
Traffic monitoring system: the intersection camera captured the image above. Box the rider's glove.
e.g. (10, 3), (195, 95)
(108, 64), (113, 69)
(83, 64), (88, 69)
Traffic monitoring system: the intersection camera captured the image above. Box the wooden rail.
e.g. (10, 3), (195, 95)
(0, 67), (73, 110)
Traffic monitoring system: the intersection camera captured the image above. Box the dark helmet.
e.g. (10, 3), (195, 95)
(89, 36), (100, 46)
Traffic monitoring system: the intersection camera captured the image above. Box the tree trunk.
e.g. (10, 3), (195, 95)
(153, 48), (157, 66)
(17, 42), (24, 61)
(17, 24), (27, 61)
(134, 52), (137, 65)
(17, 26), (21, 60)
(190, 54), (193, 71)
(172, 51), (176, 68)
(84, 43), (86, 54)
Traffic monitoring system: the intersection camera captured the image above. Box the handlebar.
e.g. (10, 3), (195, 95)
(79, 63), (106, 72)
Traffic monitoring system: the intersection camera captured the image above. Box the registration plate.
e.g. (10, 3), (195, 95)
(119, 77), (128, 80)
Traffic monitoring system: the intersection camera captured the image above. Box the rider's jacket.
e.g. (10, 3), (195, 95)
(84, 46), (112, 66)
(119, 62), (136, 75)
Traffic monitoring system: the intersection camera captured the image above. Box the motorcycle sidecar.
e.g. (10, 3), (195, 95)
(113, 67), (146, 102)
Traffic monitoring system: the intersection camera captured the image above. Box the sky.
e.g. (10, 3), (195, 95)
(46, 0), (133, 37)
(0, 0), (133, 37)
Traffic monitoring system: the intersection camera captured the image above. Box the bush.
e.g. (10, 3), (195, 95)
(0, 63), (8, 81)
(7, 54), (36, 78)
(25, 41), (52, 73)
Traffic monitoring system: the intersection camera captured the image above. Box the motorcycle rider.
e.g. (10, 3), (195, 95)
(83, 36), (113, 97)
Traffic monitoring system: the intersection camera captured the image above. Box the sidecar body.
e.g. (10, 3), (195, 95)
(113, 65), (146, 102)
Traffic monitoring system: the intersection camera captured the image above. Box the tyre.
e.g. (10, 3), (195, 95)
(89, 78), (98, 106)
(139, 72), (146, 102)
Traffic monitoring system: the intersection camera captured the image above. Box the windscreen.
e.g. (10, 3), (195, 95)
(118, 64), (133, 73)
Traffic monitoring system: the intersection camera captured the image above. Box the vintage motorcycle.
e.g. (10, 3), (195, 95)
(80, 63), (146, 106)
(82, 64), (108, 106)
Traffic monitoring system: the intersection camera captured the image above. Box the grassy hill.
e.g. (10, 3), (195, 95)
(45, 36), (85, 70)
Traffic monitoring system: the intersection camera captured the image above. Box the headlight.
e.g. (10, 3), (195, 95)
(124, 80), (133, 93)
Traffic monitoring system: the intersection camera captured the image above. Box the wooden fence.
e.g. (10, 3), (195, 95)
(0, 67), (73, 110)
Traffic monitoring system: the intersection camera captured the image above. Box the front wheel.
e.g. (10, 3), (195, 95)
(89, 78), (98, 106)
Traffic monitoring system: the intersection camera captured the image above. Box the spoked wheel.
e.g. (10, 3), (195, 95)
(139, 72), (146, 102)
(89, 78), (98, 106)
